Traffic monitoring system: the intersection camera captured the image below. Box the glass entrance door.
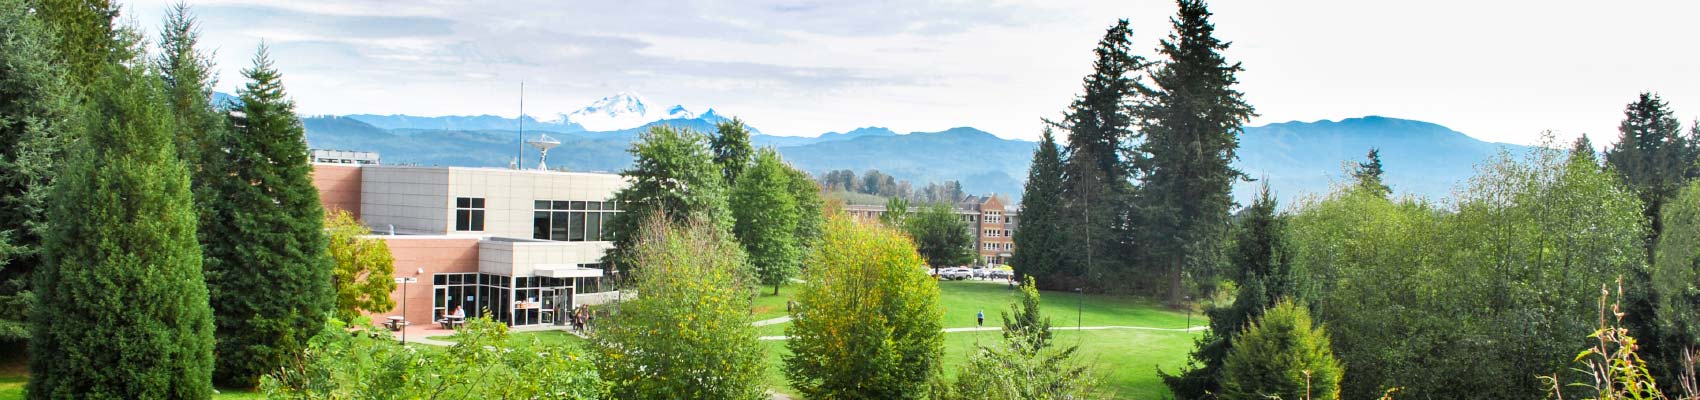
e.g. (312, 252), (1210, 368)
(540, 288), (555, 325)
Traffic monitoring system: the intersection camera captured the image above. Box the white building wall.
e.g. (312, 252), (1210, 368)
(447, 168), (626, 239)
(479, 239), (613, 277)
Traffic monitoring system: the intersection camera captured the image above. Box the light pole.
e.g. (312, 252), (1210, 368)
(395, 276), (418, 344)
(1074, 287), (1083, 333)
(1184, 295), (1193, 330)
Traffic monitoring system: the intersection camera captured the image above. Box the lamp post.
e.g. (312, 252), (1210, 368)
(395, 276), (418, 344)
(1074, 287), (1084, 333)
(1184, 295), (1193, 330)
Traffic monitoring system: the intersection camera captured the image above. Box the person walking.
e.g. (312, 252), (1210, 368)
(977, 309), (984, 328)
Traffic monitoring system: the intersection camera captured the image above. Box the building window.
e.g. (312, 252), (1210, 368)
(455, 197), (485, 231)
(532, 200), (620, 242)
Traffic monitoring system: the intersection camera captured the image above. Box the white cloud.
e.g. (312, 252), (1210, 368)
(121, 0), (1700, 144)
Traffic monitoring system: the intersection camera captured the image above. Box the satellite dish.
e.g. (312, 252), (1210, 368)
(526, 134), (561, 171)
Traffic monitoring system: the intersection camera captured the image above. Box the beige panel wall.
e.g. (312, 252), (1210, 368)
(360, 167), (452, 235)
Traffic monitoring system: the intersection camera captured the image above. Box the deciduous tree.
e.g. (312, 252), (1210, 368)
(786, 215), (944, 399)
(593, 217), (765, 400)
(605, 124), (733, 270)
(732, 148), (801, 295)
(906, 202), (975, 273)
(325, 210), (395, 322)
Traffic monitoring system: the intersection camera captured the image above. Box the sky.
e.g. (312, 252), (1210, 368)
(123, 0), (1700, 144)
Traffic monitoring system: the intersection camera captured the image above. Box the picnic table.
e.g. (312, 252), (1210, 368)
(384, 316), (408, 331)
(438, 316), (465, 330)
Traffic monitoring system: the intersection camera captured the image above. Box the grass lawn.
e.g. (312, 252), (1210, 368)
(516, 278), (1205, 398)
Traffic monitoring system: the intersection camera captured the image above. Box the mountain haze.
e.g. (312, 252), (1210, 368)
(301, 111), (1528, 205)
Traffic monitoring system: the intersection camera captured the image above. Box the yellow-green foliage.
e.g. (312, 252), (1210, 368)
(325, 209), (396, 322)
(592, 217), (766, 400)
(1219, 300), (1342, 400)
(785, 214), (944, 399)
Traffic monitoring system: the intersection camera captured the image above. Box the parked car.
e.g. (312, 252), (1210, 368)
(971, 268), (991, 279)
(941, 267), (972, 280)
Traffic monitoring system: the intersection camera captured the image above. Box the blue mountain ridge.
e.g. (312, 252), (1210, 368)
(301, 114), (1530, 205)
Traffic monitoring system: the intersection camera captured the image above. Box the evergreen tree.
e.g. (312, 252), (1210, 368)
(1011, 127), (1066, 283)
(1603, 92), (1697, 389)
(605, 125), (733, 270)
(732, 148), (801, 295)
(1163, 183), (1297, 399)
(1054, 19), (1152, 291)
(1000, 276), (1053, 351)
(881, 196), (910, 227)
(200, 45), (335, 387)
(711, 118), (753, 186)
(0, 0), (73, 342)
(31, 0), (118, 95)
(1137, 0), (1257, 304)
(1218, 300), (1343, 400)
(154, 2), (222, 168)
(1350, 148), (1390, 197)
(29, 30), (214, 398)
(1571, 133), (1598, 165)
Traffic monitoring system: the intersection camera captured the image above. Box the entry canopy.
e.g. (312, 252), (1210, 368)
(532, 264), (606, 278)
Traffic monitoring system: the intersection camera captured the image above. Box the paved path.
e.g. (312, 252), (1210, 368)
(753, 316), (793, 327)
(757, 325), (1207, 341)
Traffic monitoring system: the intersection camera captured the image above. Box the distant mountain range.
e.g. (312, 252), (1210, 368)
(296, 92), (1531, 205)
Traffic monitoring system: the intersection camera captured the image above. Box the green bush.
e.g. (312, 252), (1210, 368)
(785, 214), (944, 399)
(262, 316), (606, 399)
(1219, 299), (1342, 400)
(592, 217), (767, 400)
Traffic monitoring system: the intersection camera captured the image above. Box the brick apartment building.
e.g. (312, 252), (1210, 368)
(842, 194), (1019, 266)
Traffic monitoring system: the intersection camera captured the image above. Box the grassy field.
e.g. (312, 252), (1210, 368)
(0, 279), (1197, 398)
(526, 279), (1204, 398)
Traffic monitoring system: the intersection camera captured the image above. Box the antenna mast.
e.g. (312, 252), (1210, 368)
(517, 81), (525, 169)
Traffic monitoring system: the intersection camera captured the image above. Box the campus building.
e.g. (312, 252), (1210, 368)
(842, 194), (1018, 266)
(311, 161), (626, 328)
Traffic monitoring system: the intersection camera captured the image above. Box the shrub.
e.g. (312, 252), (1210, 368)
(1219, 299), (1343, 400)
(592, 217), (766, 400)
(785, 214), (944, 399)
(261, 316), (606, 399)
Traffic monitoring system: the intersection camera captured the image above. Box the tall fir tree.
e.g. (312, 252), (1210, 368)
(605, 125), (733, 271)
(1054, 19), (1152, 291)
(155, 2), (222, 169)
(1011, 127), (1066, 284)
(29, 27), (215, 398)
(0, 0), (74, 342)
(30, 0), (118, 95)
(1162, 183), (1297, 399)
(1603, 92), (1699, 391)
(732, 148), (802, 295)
(1350, 148), (1390, 197)
(200, 45), (334, 388)
(1136, 0), (1256, 304)
(1570, 133), (1598, 166)
(711, 117), (753, 187)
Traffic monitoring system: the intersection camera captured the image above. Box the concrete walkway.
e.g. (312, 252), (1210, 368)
(752, 316), (793, 327)
(756, 325), (1206, 341)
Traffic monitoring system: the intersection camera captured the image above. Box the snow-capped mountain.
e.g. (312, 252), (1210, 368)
(547, 92), (700, 131)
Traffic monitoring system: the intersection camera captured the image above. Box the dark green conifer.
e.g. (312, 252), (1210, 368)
(200, 44), (334, 387)
(29, 26), (215, 398)
(1136, 0), (1256, 303)
(1011, 127), (1066, 283)
(0, 0), (74, 341)
(711, 118), (753, 186)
